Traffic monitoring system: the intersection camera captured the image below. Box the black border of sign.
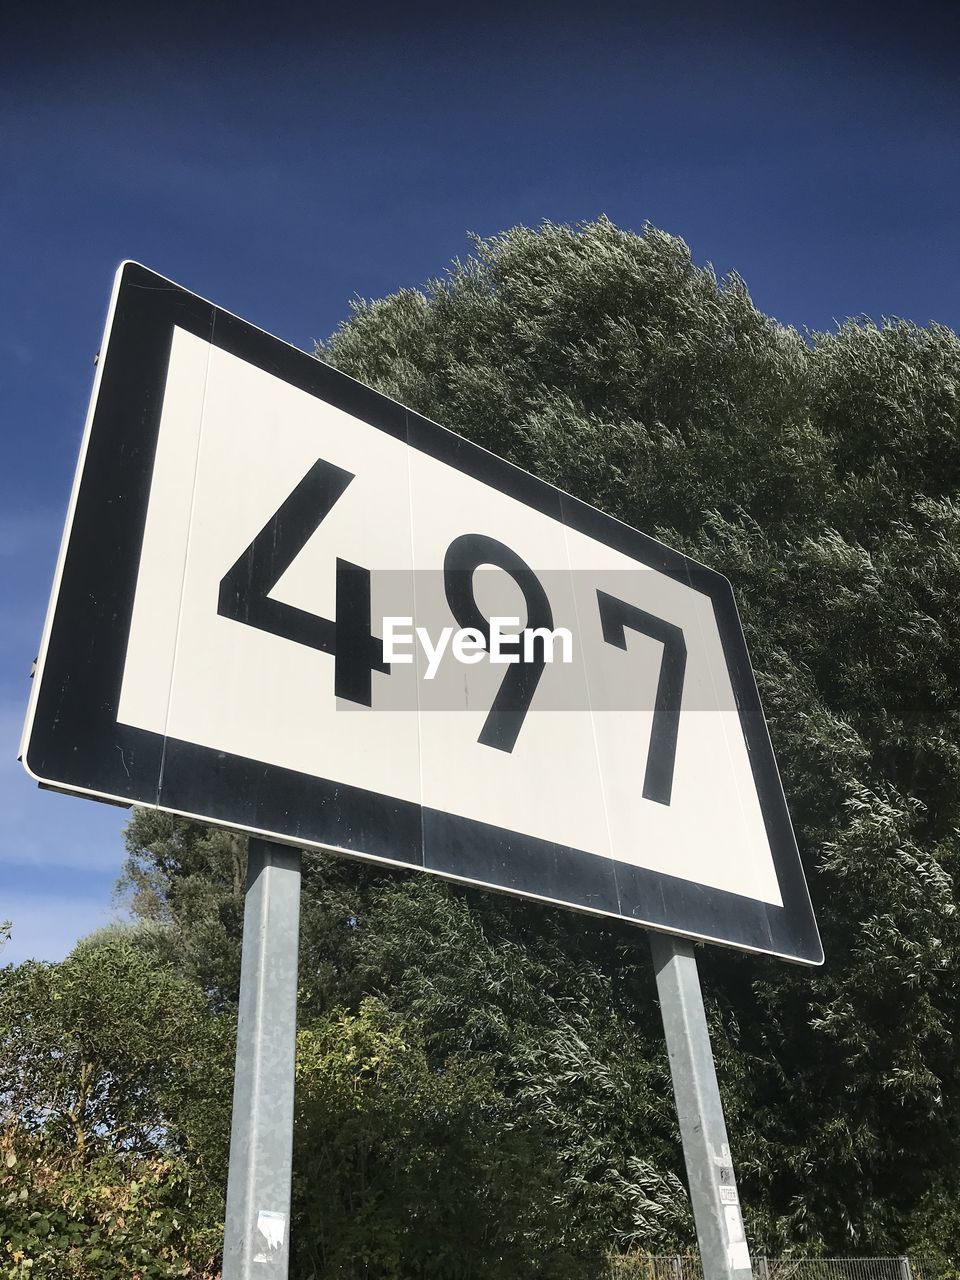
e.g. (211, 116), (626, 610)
(22, 263), (822, 965)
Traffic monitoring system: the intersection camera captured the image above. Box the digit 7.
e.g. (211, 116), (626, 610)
(597, 591), (686, 805)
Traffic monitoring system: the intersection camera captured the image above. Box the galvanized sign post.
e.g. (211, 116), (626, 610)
(222, 840), (302, 1279)
(651, 934), (752, 1279)
(23, 263), (822, 1280)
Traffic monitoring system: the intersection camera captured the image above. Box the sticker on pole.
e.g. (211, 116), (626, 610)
(21, 263), (822, 964)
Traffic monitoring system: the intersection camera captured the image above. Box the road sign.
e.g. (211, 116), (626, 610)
(21, 262), (821, 965)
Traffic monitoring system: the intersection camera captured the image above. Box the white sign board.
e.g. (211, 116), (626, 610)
(22, 264), (821, 963)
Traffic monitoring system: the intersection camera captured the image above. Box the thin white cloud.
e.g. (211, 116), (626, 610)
(8, 341), (32, 367)
(0, 507), (62, 665)
(0, 507), (60, 559)
(0, 702), (128, 872)
(1, 890), (119, 965)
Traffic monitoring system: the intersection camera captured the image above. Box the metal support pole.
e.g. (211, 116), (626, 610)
(650, 932), (752, 1280)
(222, 839), (302, 1279)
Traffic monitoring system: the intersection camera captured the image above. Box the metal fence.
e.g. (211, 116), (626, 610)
(609, 1257), (935, 1280)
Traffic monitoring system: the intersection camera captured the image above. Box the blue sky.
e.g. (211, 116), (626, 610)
(2, 2), (959, 964)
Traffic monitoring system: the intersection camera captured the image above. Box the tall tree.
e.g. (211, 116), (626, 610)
(119, 218), (960, 1265)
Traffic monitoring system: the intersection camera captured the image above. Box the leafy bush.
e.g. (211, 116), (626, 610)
(0, 932), (232, 1277)
(0, 1132), (219, 1279)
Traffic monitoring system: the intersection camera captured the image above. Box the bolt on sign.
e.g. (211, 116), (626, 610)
(21, 263), (821, 965)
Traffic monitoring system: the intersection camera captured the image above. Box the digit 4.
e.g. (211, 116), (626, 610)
(218, 457), (389, 706)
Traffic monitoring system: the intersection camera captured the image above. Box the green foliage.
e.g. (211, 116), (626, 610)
(292, 997), (589, 1279)
(323, 872), (692, 1255)
(0, 1131), (220, 1279)
(117, 811), (247, 1008)
(0, 928), (233, 1165)
(0, 931), (232, 1276)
